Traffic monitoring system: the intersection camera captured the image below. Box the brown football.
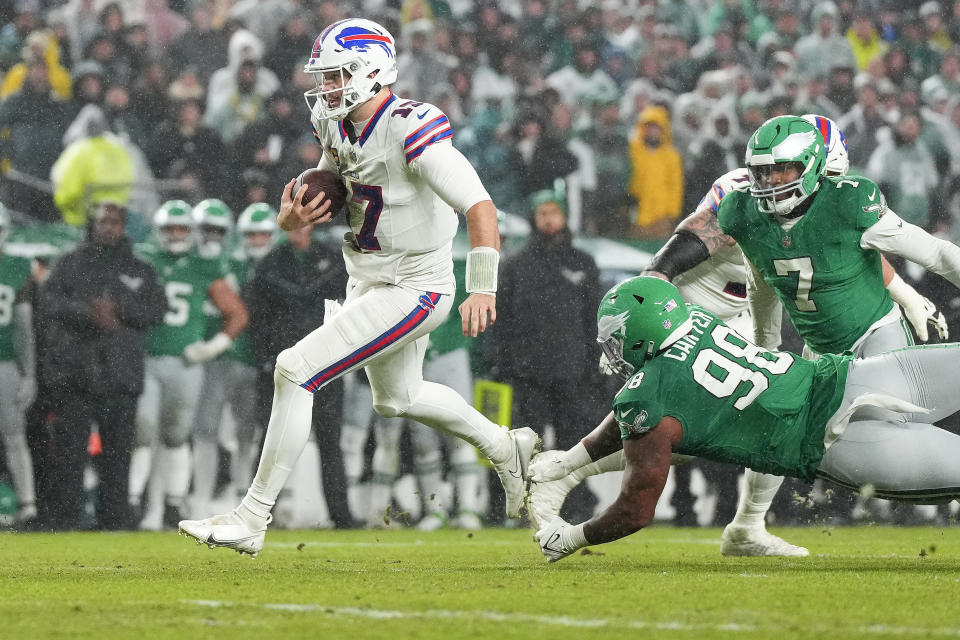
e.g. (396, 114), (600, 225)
(293, 168), (348, 214)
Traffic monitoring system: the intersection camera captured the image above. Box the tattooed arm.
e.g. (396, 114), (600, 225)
(643, 206), (738, 281)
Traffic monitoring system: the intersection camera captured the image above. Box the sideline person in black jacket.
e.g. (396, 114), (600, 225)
(245, 223), (353, 527)
(39, 202), (166, 530)
(489, 190), (603, 522)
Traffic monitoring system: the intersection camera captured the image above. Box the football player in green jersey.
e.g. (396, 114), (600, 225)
(528, 115), (949, 556)
(718, 114), (960, 358)
(191, 202), (277, 517)
(129, 200), (248, 529)
(0, 204), (38, 525)
(533, 277), (960, 562)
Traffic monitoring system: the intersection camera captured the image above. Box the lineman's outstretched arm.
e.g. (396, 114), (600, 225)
(534, 418), (678, 562)
(528, 412), (621, 482)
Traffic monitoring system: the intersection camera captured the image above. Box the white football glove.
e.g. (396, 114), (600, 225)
(528, 450), (574, 483)
(16, 375), (36, 411)
(183, 332), (233, 364)
(905, 296), (949, 342)
(535, 517), (588, 563)
(888, 274), (949, 342)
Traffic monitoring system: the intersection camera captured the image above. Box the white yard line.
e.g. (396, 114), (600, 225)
(181, 600), (960, 636)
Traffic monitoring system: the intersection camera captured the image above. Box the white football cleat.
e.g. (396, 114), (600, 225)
(416, 512), (447, 532)
(721, 524), (809, 557)
(527, 459), (578, 530)
(451, 510), (482, 531)
(178, 510), (271, 558)
(495, 427), (541, 518)
(528, 449), (572, 483)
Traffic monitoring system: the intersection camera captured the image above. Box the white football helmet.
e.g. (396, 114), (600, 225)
(237, 202), (278, 260)
(304, 18), (398, 121)
(0, 202), (9, 250)
(801, 114), (849, 176)
(192, 198), (233, 258)
(154, 200), (195, 255)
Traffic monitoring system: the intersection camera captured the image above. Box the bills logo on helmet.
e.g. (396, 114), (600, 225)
(335, 26), (394, 57)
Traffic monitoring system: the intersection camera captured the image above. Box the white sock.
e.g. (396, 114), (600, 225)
(729, 470), (783, 528)
(191, 439), (218, 504)
(454, 468), (481, 514)
(240, 374), (314, 522)
(3, 432), (35, 506)
(162, 444), (192, 506)
(367, 478), (393, 524)
(403, 381), (510, 464)
(571, 450), (625, 483)
(128, 445), (153, 502)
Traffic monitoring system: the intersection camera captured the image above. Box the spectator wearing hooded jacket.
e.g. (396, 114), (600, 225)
(628, 104), (684, 239)
(488, 190), (602, 522)
(204, 29), (279, 124)
(51, 104), (133, 228)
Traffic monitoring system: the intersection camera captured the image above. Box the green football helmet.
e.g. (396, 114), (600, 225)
(153, 199), (194, 254)
(237, 203), (278, 259)
(597, 276), (691, 379)
(192, 198), (233, 258)
(745, 115), (826, 215)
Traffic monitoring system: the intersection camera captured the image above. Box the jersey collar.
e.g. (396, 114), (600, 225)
(341, 90), (396, 147)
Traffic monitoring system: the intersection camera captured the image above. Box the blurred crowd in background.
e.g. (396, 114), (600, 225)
(3, 0), (960, 532)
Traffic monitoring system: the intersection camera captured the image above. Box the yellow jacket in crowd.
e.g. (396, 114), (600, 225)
(628, 104), (683, 235)
(52, 134), (133, 227)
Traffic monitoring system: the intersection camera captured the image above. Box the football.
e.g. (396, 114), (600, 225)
(293, 168), (348, 214)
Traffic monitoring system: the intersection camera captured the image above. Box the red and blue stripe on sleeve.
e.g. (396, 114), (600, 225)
(404, 114), (452, 164)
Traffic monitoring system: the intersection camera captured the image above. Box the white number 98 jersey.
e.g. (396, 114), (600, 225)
(312, 91), (460, 293)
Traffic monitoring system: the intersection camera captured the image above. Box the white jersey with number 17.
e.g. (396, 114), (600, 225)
(312, 90), (461, 294)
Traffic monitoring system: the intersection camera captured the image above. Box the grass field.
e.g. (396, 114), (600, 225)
(4, 525), (960, 639)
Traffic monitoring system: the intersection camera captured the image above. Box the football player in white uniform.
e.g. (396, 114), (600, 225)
(527, 114), (947, 557)
(180, 18), (538, 555)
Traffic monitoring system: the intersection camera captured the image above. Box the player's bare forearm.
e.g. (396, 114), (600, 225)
(581, 411), (624, 461)
(582, 430), (673, 545)
(464, 200), (500, 250)
(881, 255), (895, 286)
(676, 208), (737, 253)
(209, 278), (248, 338)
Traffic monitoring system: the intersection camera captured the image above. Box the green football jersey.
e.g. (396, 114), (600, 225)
(612, 308), (851, 482)
(136, 243), (228, 357)
(0, 254), (31, 362)
(718, 176), (893, 354)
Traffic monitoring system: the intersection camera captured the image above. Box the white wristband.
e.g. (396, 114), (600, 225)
(466, 246), (499, 294)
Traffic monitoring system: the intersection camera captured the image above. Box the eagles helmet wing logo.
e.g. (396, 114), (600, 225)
(597, 310), (630, 341)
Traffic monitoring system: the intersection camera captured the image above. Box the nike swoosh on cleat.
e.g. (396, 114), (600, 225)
(506, 444), (522, 478)
(207, 531), (257, 546)
(544, 531), (563, 553)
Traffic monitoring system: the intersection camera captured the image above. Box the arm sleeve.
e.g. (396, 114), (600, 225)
(410, 142), (492, 214)
(745, 252), (782, 350)
(645, 230), (710, 280)
(861, 210), (960, 288)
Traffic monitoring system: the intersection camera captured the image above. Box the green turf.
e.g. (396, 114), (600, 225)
(3, 526), (960, 639)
